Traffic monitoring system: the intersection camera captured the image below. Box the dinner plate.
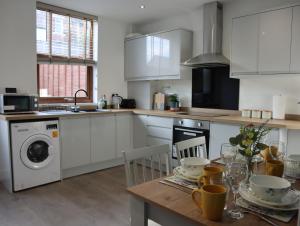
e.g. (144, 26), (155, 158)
(239, 185), (300, 211)
(173, 166), (199, 183)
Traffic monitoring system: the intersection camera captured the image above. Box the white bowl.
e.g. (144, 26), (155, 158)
(180, 157), (210, 176)
(249, 175), (291, 202)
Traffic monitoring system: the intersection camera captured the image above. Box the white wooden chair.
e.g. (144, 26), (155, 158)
(122, 144), (171, 187)
(175, 136), (207, 165)
(122, 144), (170, 226)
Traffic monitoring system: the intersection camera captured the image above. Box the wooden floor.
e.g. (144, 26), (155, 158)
(0, 166), (130, 226)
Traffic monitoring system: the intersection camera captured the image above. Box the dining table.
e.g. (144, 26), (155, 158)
(127, 161), (300, 226)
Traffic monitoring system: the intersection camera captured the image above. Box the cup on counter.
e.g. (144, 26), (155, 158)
(266, 160), (284, 177)
(198, 166), (224, 186)
(192, 184), (227, 221)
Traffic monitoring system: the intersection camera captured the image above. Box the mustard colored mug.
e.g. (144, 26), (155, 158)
(266, 160), (284, 177)
(192, 184), (227, 221)
(199, 166), (224, 186)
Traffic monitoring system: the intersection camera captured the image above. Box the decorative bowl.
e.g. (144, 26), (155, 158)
(249, 175), (291, 202)
(180, 157), (210, 176)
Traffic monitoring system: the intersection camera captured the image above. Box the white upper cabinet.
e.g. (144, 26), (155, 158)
(159, 30), (181, 76)
(258, 8), (292, 73)
(124, 29), (192, 81)
(125, 35), (160, 79)
(231, 6), (296, 77)
(291, 6), (300, 72)
(231, 14), (259, 75)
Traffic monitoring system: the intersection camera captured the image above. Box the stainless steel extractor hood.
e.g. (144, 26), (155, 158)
(183, 2), (229, 68)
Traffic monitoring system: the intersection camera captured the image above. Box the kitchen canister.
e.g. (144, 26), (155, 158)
(272, 95), (286, 119)
(241, 109), (251, 118)
(262, 110), (272, 119)
(251, 110), (262, 119)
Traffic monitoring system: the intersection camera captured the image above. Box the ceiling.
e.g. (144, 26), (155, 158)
(40, 0), (229, 24)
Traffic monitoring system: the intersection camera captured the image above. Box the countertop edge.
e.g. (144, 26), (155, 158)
(2, 109), (300, 130)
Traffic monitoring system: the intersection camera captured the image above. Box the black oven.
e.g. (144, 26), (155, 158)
(172, 119), (210, 159)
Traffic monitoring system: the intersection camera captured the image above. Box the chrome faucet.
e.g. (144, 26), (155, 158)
(71, 89), (88, 112)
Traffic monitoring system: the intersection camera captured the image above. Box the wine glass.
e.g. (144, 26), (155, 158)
(220, 143), (238, 166)
(226, 162), (248, 219)
(267, 140), (286, 160)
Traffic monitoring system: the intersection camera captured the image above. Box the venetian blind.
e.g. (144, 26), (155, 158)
(36, 2), (97, 64)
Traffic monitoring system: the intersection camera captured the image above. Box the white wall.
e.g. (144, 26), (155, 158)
(97, 18), (131, 101)
(0, 0), (37, 94)
(223, 0), (300, 114)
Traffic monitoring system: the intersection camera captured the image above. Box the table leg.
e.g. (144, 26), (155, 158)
(130, 196), (148, 226)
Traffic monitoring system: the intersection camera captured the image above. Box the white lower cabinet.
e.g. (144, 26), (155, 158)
(60, 117), (91, 170)
(90, 115), (116, 163)
(116, 113), (133, 157)
(133, 115), (148, 148)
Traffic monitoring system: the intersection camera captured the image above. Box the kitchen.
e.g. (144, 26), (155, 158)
(1, 0), (300, 225)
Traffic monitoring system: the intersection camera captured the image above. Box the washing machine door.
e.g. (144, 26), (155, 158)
(20, 134), (55, 170)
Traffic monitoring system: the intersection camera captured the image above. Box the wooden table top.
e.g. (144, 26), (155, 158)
(127, 164), (299, 226)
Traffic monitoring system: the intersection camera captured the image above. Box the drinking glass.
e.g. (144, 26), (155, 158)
(268, 140), (286, 160)
(226, 162), (248, 219)
(220, 143), (238, 166)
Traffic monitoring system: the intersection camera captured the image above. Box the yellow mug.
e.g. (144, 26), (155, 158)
(199, 166), (224, 186)
(266, 160), (284, 177)
(192, 184), (227, 221)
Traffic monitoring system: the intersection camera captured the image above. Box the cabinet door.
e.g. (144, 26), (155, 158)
(209, 123), (240, 160)
(90, 115), (116, 163)
(258, 8), (292, 73)
(231, 14), (259, 75)
(60, 117), (91, 169)
(291, 6), (300, 72)
(125, 36), (159, 80)
(116, 114), (133, 157)
(133, 115), (148, 148)
(124, 37), (147, 79)
(159, 30), (181, 76)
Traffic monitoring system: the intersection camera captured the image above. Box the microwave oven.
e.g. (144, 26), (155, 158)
(0, 94), (38, 114)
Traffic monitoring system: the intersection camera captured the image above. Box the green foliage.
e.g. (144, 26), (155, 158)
(229, 121), (271, 157)
(168, 94), (178, 103)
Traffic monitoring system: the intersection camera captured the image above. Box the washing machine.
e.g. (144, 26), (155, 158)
(11, 120), (61, 191)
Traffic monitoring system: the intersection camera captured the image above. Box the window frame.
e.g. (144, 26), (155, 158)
(37, 64), (93, 104)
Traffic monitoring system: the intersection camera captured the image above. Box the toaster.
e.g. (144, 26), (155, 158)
(120, 99), (136, 109)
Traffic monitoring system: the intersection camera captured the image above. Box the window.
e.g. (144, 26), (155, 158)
(36, 2), (97, 103)
(38, 64), (93, 103)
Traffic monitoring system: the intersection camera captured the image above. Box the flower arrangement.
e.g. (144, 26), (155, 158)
(229, 122), (271, 158)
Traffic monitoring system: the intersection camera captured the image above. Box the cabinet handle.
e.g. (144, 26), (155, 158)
(183, 132), (197, 137)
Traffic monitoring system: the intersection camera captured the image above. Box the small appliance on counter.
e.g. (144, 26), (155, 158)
(0, 93), (38, 114)
(111, 94), (123, 109)
(120, 99), (136, 109)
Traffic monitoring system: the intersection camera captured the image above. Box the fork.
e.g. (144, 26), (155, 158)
(241, 210), (279, 226)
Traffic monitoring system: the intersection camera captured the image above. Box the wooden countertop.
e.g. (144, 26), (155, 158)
(2, 109), (300, 130)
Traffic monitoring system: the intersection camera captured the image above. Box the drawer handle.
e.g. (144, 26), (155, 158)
(183, 132), (197, 137)
(174, 128), (204, 134)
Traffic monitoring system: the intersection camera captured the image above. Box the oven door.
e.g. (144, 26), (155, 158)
(172, 126), (209, 159)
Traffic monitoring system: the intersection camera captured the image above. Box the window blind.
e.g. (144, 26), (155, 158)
(36, 2), (96, 65)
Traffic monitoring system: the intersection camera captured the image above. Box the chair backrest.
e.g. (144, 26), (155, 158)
(175, 137), (207, 165)
(122, 144), (170, 187)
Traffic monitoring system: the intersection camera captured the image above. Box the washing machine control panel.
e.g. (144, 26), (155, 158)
(46, 124), (58, 130)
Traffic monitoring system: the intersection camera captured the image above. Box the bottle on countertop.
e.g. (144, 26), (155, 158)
(97, 95), (107, 109)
